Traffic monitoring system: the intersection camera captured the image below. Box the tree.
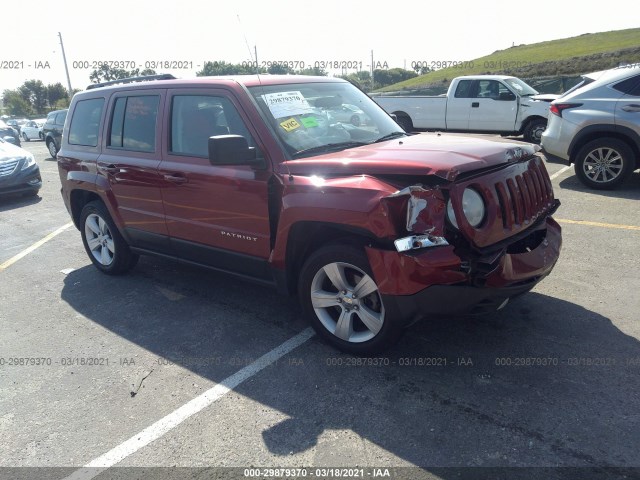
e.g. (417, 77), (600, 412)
(19, 80), (48, 114)
(297, 66), (328, 76)
(2, 89), (32, 116)
(196, 61), (258, 76)
(46, 83), (70, 109)
(89, 65), (157, 83)
(373, 68), (417, 88)
(339, 70), (372, 91)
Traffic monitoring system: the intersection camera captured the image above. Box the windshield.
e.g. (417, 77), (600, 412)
(249, 81), (405, 158)
(504, 78), (538, 96)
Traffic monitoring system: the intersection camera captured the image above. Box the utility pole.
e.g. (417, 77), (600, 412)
(254, 46), (259, 74)
(370, 50), (375, 91)
(58, 32), (73, 95)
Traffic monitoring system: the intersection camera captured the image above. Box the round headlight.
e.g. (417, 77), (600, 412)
(447, 188), (486, 229)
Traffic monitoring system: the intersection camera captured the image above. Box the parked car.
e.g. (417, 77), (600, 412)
(373, 75), (558, 143)
(58, 74), (561, 354)
(0, 137), (41, 197)
(20, 119), (46, 142)
(43, 109), (68, 158)
(5, 118), (28, 134)
(0, 119), (21, 146)
(324, 103), (371, 126)
(541, 65), (640, 189)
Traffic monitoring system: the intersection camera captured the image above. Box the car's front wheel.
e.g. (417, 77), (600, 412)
(523, 119), (546, 144)
(299, 245), (403, 355)
(80, 201), (138, 275)
(22, 132), (30, 142)
(574, 138), (635, 190)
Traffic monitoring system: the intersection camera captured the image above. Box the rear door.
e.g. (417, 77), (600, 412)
(613, 74), (640, 133)
(96, 89), (170, 252)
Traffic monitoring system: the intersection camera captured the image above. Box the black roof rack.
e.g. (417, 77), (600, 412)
(86, 74), (177, 90)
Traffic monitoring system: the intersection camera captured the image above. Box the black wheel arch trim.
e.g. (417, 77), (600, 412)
(568, 124), (640, 164)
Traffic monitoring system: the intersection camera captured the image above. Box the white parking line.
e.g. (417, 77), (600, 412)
(62, 327), (315, 480)
(549, 165), (572, 181)
(0, 222), (74, 272)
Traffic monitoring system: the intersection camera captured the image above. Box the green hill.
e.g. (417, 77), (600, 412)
(377, 28), (640, 92)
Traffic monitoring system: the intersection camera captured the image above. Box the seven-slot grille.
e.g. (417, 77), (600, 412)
(0, 159), (20, 177)
(494, 159), (554, 230)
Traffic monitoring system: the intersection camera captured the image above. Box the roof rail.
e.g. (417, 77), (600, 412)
(86, 74), (177, 90)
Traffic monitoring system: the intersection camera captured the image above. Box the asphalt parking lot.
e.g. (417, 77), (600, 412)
(1, 137), (639, 480)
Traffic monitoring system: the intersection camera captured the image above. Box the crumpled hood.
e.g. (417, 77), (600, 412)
(281, 134), (537, 181)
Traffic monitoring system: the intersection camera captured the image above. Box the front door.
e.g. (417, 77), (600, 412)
(158, 90), (273, 279)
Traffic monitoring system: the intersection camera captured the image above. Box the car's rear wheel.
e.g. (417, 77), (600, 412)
(574, 138), (634, 190)
(299, 245), (403, 355)
(47, 140), (58, 158)
(80, 201), (138, 275)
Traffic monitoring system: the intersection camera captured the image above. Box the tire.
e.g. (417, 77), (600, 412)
(80, 201), (139, 275)
(298, 245), (403, 355)
(574, 138), (635, 190)
(350, 114), (361, 127)
(39, 132), (44, 140)
(47, 139), (58, 158)
(395, 113), (413, 133)
(523, 119), (546, 144)
(22, 132), (30, 142)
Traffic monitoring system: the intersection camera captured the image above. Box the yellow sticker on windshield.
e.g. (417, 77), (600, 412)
(280, 118), (301, 132)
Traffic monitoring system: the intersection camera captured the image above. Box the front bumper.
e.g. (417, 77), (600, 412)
(0, 164), (42, 196)
(366, 216), (561, 326)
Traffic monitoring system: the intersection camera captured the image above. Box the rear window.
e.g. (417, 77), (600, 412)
(55, 111), (67, 125)
(68, 100), (104, 147)
(454, 80), (473, 98)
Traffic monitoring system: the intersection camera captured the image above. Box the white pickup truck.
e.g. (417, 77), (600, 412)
(372, 75), (558, 143)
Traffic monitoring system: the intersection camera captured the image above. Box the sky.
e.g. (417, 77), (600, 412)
(1, 0), (638, 94)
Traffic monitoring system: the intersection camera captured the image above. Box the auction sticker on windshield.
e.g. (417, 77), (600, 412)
(263, 91), (313, 118)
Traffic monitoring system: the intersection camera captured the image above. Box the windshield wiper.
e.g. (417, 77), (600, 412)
(293, 141), (368, 158)
(372, 131), (408, 143)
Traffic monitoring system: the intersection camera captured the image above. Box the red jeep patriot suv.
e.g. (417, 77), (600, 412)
(57, 74), (561, 354)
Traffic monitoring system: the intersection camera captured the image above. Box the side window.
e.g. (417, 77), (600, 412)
(170, 95), (255, 157)
(476, 80), (501, 99)
(55, 111), (67, 125)
(68, 99), (104, 147)
(454, 80), (473, 98)
(108, 96), (159, 152)
(612, 74), (640, 96)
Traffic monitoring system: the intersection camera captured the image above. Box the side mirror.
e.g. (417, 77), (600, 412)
(498, 92), (516, 101)
(208, 135), (264, 168)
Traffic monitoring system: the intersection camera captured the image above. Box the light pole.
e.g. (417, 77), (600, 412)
(58, 32), (73, 95)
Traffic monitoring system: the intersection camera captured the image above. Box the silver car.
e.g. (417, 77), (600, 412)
(541, 65), (640, 189)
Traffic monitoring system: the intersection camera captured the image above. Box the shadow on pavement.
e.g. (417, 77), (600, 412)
(60, 257), (640, 478)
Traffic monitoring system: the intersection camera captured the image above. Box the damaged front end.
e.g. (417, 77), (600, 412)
(367, 154), (562, 322)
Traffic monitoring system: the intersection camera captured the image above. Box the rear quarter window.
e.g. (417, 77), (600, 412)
(68, 100), (104, 147)
(612, 74), (640, 96)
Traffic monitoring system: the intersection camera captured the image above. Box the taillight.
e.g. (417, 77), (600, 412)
(550, 103), (582, 117)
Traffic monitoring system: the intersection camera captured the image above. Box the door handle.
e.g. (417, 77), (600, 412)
(621, 104), (640, 112)
(471, 102), (479, 108)
(97, 164), (120, 174)
(164, 173), (188, 184)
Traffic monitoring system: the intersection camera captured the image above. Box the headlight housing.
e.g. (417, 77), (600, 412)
(21, 154), (36, 170)
(447, 188), (485, 229)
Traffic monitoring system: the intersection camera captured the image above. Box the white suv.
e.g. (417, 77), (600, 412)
(541, 65), (640, 189)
